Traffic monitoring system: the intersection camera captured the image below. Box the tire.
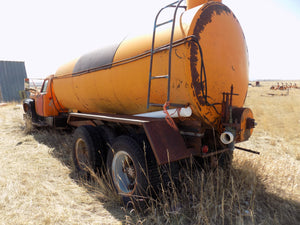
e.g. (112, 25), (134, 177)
(72, 126), (104, 177)
(96, 125), (116, 147)
(106, 135), (155, 206)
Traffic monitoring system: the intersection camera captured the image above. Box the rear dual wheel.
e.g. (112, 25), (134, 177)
(72, 129), (159, 206)
(106, 135), (157, 206)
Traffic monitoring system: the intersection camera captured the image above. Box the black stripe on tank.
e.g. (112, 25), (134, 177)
(72, 42), (120, 76)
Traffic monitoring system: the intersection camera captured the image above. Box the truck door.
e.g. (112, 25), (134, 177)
(35, 78), (58, 117)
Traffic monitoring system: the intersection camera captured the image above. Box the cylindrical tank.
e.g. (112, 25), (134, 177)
(53, 1), (249, 128)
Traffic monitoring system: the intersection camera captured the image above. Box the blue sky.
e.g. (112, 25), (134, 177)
(0, 0), (299, 80)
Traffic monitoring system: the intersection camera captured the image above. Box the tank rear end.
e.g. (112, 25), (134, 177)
(183, 1), (249, 126)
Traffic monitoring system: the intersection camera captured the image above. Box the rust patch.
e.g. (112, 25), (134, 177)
(194, 4), (233, 39)
(190, 3), (233, 104)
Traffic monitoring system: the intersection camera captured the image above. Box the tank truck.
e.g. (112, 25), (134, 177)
(23, 0), (256, 203)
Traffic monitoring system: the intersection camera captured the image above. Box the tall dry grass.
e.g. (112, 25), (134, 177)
(0, 104), (123, 224)
(111, 156), (299, 225)
(0, 81), (299, 224)
(120, 81), (300, 224)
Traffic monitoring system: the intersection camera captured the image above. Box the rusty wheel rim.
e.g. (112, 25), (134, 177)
(112, 151), (137, 194)
(75, 138), (89, 170)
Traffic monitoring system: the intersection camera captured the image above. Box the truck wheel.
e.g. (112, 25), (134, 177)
(72, 126), (104, 177)
(106, 135), (152, 206)
(96, 125), (116, 147)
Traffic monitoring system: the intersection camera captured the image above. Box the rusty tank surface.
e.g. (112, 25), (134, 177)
(52, 0), (251, 135)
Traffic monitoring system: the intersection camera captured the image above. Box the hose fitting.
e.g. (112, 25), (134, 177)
(220, 131), (234, 145)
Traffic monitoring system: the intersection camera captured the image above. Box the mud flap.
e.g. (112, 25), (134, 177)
(143, 120), (191, 165)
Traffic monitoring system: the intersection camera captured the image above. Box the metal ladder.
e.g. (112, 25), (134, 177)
(146, 0), (186, 109)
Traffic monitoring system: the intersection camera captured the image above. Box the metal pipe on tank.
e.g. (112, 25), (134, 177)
(134, 106), (192, 118)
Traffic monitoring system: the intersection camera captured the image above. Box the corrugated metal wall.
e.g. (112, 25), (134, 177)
(0, 61), (27, 102)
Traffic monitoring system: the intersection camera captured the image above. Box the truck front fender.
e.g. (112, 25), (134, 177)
(23, 98), (35, 113)
(23, 98), (39, 122)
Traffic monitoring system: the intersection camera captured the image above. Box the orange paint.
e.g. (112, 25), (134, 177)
(51, 1), (250, 131)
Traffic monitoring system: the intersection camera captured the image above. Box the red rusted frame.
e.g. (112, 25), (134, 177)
(68, 112), (194, 165)
(67, 112), (232, 165)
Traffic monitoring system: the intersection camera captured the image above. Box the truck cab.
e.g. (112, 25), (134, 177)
(35, 76), (60, 117)
(23, 75), (67, 128)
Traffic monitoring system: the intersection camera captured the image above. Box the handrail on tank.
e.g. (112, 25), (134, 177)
(147, 0), (186, 109)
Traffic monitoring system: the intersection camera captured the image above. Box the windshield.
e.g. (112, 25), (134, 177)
(41, 80), (49, 93)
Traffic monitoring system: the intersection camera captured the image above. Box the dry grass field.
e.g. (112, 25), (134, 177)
(0, 81), (299, 224)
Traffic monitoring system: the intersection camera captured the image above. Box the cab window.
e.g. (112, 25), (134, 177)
(41, 80), (49, 93)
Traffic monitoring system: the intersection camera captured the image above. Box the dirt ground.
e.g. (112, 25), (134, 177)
(0, 80), (299, 224)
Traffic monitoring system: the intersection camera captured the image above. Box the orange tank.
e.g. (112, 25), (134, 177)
(52, 0), (249, 130)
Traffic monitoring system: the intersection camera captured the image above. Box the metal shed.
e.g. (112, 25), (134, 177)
(0, 61), (27, 102)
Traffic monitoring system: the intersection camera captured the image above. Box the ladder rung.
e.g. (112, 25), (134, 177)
(151, 75), (169, 80)
(149, 103), (164, 107)
(156, 19), (173, 27)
